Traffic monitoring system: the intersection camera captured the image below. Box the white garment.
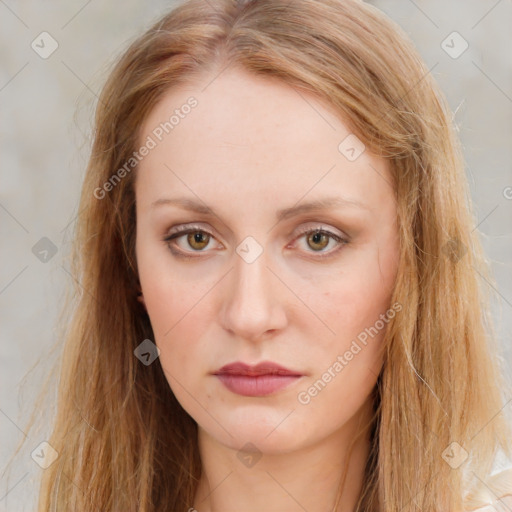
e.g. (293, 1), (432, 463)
(464, 467), (512, 511)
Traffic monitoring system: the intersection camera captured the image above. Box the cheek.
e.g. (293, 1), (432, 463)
(297, 281), (391, 421)
(321, 270), (395, 337)
(138, 271), (212, 383)
(137, 242), (200, 337)
(334, 240), (397, 315)
(140, 279), (176, 337)
(312, 245), (397, 372)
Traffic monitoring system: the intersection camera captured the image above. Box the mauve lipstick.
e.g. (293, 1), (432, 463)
(212, 361), (304, 397)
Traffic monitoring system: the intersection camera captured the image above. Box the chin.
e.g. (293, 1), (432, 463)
(201, 413), (309, 454)
(224, 432), (303, 455)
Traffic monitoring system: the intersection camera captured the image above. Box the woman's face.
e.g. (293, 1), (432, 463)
(134, 67), (400, 453)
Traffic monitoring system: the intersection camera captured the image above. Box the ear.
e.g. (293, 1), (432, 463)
(136, 282), (146, 308)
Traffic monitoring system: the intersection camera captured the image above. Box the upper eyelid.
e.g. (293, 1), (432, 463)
(165, 222), (347, 240)
(293, 224), (345, 238)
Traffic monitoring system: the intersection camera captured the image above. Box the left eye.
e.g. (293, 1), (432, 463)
(294, 229), (347, 254)
(163, 226), (348, 259)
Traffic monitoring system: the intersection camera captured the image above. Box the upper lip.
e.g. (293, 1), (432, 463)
(213, 361), (303, 377)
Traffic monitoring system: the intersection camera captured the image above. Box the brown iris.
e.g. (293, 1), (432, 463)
(307, 231), (329, 251)
(187, 231), (210, 250)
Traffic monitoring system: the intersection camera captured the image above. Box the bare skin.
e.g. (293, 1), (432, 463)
(134, 66), (399, 512)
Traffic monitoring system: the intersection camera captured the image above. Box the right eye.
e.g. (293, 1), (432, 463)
(163, 225), (222, 259)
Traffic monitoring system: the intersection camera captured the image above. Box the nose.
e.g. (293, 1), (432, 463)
(220, 249), (287, 342)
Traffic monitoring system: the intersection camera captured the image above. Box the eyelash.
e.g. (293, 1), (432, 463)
(163, 224), (349, 261)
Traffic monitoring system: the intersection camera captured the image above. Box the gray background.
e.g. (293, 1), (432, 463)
(1, 0), (511, 509)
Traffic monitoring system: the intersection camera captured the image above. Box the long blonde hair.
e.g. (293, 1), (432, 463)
(20, 0), (512, 509)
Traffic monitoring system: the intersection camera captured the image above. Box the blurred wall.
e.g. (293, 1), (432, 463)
(1, 0), (511, 509)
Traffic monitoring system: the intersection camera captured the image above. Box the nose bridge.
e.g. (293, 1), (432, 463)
(220, 246), (285, 340)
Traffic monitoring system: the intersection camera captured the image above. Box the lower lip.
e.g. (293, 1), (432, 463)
(215, 374), (302, 397)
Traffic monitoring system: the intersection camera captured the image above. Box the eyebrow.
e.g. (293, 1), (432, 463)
(150, 195), (370, 222)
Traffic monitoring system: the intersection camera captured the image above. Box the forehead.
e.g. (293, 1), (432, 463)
(135, 67), (393, 214)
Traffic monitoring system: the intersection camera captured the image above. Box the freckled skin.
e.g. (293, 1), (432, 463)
(135, 67), (399, 512)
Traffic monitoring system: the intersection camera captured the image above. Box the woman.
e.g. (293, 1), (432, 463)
(31, 0), (512, 510)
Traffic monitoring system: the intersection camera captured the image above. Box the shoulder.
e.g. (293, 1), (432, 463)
(463, 467), (512, 511)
